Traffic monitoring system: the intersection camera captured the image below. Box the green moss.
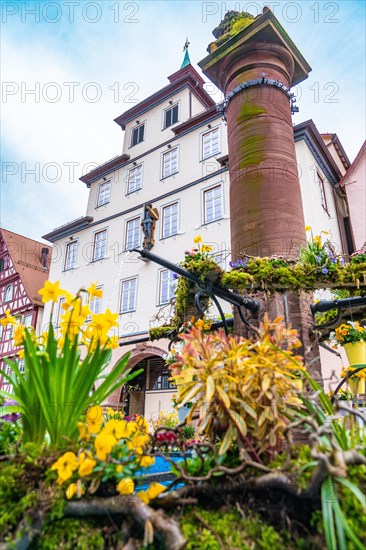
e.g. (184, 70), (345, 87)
(180, 508), (291, 550)
(149, 325), (172, 340)
(30, 518), (105, 550)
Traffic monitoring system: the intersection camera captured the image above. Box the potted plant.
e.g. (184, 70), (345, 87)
(332, 321), (366, 394)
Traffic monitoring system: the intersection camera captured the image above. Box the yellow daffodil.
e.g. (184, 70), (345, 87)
(201, 244), (213, 253)
(304, 225), (312, 232)
(95, 431), (117, 460)
(137, 482), (166, 504)
(13, 324), (26, 347)
(86, 405), (104, 434)
(88, 283), (103, 299)
(61, 291), (76, 311)
(78, 457), (96, 477)
(117, 478), (134, 495)
(116, 465), (123, 473)
(51, 451), (79, 483)
(193, 235), (202, 244)
(0, 309), (17, 326)
(39, 280), (64, 303)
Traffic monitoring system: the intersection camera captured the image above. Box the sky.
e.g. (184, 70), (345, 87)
(1, 0), (365, 242)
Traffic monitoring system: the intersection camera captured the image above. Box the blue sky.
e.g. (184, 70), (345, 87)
(1, 0), (365, 241)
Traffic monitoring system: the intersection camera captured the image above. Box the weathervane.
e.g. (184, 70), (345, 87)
(183, 37), (190, 52)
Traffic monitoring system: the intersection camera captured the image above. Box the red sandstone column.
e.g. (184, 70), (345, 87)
(199, 10), (322, 382)
(199, 9), (312, 259)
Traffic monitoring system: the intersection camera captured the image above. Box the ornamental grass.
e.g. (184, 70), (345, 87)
(0, 281), (140, 448)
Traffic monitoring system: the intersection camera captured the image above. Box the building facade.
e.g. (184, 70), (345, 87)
(0, 229), (51, 394)
(41, 56), (354, 419)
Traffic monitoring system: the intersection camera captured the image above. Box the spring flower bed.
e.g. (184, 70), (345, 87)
(1, 279), (365, 549)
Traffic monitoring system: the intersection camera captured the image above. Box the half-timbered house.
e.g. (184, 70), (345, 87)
(0, 229), (51, 393)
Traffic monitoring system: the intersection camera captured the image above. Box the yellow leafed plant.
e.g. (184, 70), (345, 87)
(170, 315), (305, 459)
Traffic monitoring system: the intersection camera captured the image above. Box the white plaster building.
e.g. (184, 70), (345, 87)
(42, 57), (354, 418)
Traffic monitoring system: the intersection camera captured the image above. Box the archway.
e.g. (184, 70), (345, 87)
(120, 349), (175, 417)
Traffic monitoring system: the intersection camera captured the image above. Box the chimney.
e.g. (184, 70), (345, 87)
(41, 247), (49, 268)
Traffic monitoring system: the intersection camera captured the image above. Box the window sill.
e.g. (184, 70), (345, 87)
(62, 266), (79, 273)
(119, 309), (136, 315)
(200, 152), (221, 162)
(95, 203), (110, 210)
(126, 188), (142, 196)
(159, 232), (180, 241)
(161, 171), (179, 181)
(129, 141), (145, 149)
(200, 217), (226, 227)
(89, 256), (111, 264)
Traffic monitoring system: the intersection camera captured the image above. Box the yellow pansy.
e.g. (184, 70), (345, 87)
(103, 419), (132, 440)
(95, 431), (117, 460)
(137, 482), (166, 504)
(117, 478), (134, 495)
(86, 405), (104, 434)
(51, 451), (79, 483)
(135, 415), (149, 433)
(77, 422), (90, 441)
(66, 481), (85, 499)
(78, 457), (96, 477)
(138, 455), (155, 468)
(38, 280), (64, 303)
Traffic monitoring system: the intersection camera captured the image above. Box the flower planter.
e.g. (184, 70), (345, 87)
(348, 378), (366, 395)
(344, 342), (366, 367)
(343, 342), (366, 394)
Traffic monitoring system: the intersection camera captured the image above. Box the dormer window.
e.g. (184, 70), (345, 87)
(164, 103), (179, 129)
(130, 123), (145, 147)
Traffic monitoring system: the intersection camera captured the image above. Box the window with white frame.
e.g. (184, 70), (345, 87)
(202, 128), (220, 160)
(162, 148), (178, 178)
(92, 230), (107, 261)
(128, 164), (143, 193)
(130, 123), (145, 147)
(120, 278), (137, 313)
(64, 241), (78, 271)
(162, 202), (178, 239)
(23, 313), (33, 327)
(164, 104), (179, 129)
(88, 287), (103, 318)
(125, 217), (141, 250)
(158, 269), (176, 304)
(204, 185), (223, 224)
(5, 284), (13, 302)
(97, 180), (111, 207)
(317, 172), (329, 213)
(18, 359), (25, 373)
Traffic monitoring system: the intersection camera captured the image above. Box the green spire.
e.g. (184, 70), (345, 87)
(181, 38), (191, 68)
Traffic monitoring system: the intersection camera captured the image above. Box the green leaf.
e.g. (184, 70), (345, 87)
(335, 477), (366, 510)
(219, 425), (235, 456)
(321, 478), (338, 550)
(206, 375), (215, 402)
(216, 385), (230, 409)
(228, 410), (247, 437)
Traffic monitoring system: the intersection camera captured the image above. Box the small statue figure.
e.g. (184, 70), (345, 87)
(141, 203), (159, 250)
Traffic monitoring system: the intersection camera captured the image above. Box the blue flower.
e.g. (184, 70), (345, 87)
(316, 255), (322, 264)
(322, 267), (328, 275)
(172, 273), (178, 279)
